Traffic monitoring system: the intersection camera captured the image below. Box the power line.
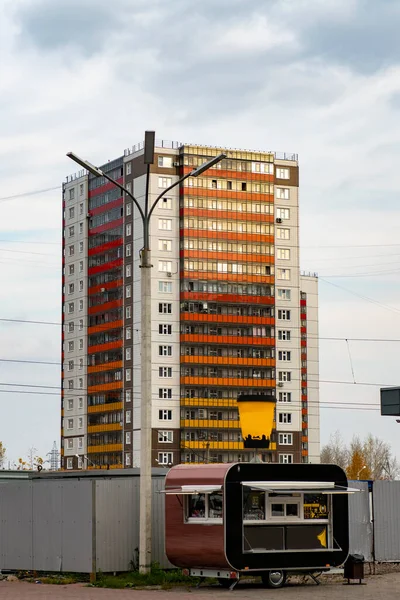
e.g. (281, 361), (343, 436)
(302, 243), (400, 249)
(0, 239), (59, 246)
(319, 278), (400, 316)
(0, 186), (61, 203)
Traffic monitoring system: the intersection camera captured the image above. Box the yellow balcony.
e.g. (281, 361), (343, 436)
(181, 441), (244, 450)
(180, 419), (240, 429)
(87, 423), (122, 433)
(88, 402), (123, 413)
(87, 444), (123, 453)
(180, 397), (238, 408)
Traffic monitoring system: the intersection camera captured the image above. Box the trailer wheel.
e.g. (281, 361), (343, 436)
(261, 570), (286, 588)
(218, 578), (232, 588)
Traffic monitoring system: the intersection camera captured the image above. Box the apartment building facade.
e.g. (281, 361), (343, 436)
(61, 141), (319, 470)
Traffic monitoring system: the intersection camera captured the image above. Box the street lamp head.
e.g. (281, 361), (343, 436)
(67, 152), (104, 178)
(191, 153), (227, 177)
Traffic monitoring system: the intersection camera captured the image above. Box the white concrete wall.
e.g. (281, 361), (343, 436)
(274, 162), (301, 463)
(63, 176), (89, 462)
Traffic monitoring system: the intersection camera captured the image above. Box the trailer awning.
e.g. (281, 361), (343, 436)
(162, 484), (222, 495)
(242, 481), (360, 494)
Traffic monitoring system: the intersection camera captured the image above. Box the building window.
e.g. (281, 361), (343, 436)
(68, 264), (75, 275)
(276, 168), (290, 179)
(79, 358), (83, 370)
(126, 347), (132, 360)
(69, 207), (75, 219)
(126, 431), (131, 444)
(276, 188), (290, 200)
(77, 456), (83, 469)
(126, 162), (132, 175)
(69, 189), (75, 200)
(159, 388), (172, 399)
(159, 409), (172, 420)
(79, 222), (83, 234)
(67, 438), (74, 449)
(276, 228), (290, 240)
(68, 302), (74, 314)
(126, 389), (132, 403)
(79, 202), (84, 214)
(278, 350), (291, 361)
(79, 319), (84, 331)
(158, 430), (173, 443)
(279, 433), (293, 445)
(277, 248), (290, 260)
(67, 418), (73, 429)
(79, 261), (83, 272)
(68, 322), (74, 333)
(160, 197), (172, 209)
(278, 309), (291, 320)
(158, 156), (173, 168)
(79, 299), (84, 311)
(278, 371), (291, 382)
(277, 268), (290, 280)
(68, 283), (74, 294)
(159, 345), (172, 356)
(78, 378), (83, 389)
(159, 324), (172, 335)
(277, 208), (290, 220)
(159, 239), (172, 252)
(78, 397), (84, 409)
(78, 436), (83, 450)
(79, 280), (84, 292)
(69, 226), (75, 237)
(126, 223), (132, 237)
(158, 281), (172, 293)
(159, 302), (172, 314)
(126, 202), (132, 216)
(68, 360), (74, 371)
(159, 177), (172, 189)
(79, 184), (84, 196)
(159, 219), (172, 231)
(279, 454), (293, 464)
(126, 327), (132, 340)
(126, 410), (131, 423)
(125, 453), (131, 466)
(126, 305), (132, 319)
(158, 261), (172, 272)
(68, 380), (74, 389)
(158, 452), (173, 465)
(126, 244), (132, 257)
(126, 264), (132, 278)
(79, 241), (84, 253)
(126, 369), (132, 381)
(278, 413), (292, 424)
(277, 289), (291, 301)
(67, 457), (73, 469)
(126, 285), (131, 298)
(68, 341), (74, 352)
(67, 399), (74, 410)
(278, 330), (291, 341)
(78, 419), (83, 431)
(69, 245), (75, 256)
(159, 367), (172, 378)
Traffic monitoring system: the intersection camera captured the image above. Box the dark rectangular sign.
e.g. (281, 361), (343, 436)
(380, 387), (400, 416)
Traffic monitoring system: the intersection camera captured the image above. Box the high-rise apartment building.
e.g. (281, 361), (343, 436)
(61, 141), (319, 470)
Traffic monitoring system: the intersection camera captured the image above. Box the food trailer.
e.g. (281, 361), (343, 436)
(164, 462), (357, 588)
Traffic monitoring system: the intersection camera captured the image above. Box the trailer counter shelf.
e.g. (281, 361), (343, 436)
(164, 463), (359, 588)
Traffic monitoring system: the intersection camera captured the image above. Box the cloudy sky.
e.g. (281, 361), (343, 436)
(1, 0), (400, 466)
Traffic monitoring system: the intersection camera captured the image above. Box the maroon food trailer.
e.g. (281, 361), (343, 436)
(164, 462), (357, 589)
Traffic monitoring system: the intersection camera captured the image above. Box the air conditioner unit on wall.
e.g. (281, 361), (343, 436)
(166, 272), (172, 278)
(276, 217), (282, 223)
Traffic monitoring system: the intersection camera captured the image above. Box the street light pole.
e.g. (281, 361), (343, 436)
(67, 138), (226, 574)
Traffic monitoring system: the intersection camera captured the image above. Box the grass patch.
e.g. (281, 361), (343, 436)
(18, 572), (89, 585)
(94, 564), (203, 589)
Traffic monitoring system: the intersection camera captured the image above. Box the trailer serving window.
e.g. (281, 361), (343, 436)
(241, 481), (358, 553)
(163, 485), (223, 524)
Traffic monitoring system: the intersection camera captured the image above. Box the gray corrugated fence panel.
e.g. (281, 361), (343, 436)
(348, 480), (373, 562)
(32, 481), (63, 571)
(373, 480), (400, 561)
(152, 477), (173, 569)
(95, 478), (139, 573)
(60, 480), (93, 572)
(0, 482), (33, 570)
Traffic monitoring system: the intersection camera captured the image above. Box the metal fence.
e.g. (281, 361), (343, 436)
(0, 472), (399, 573)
